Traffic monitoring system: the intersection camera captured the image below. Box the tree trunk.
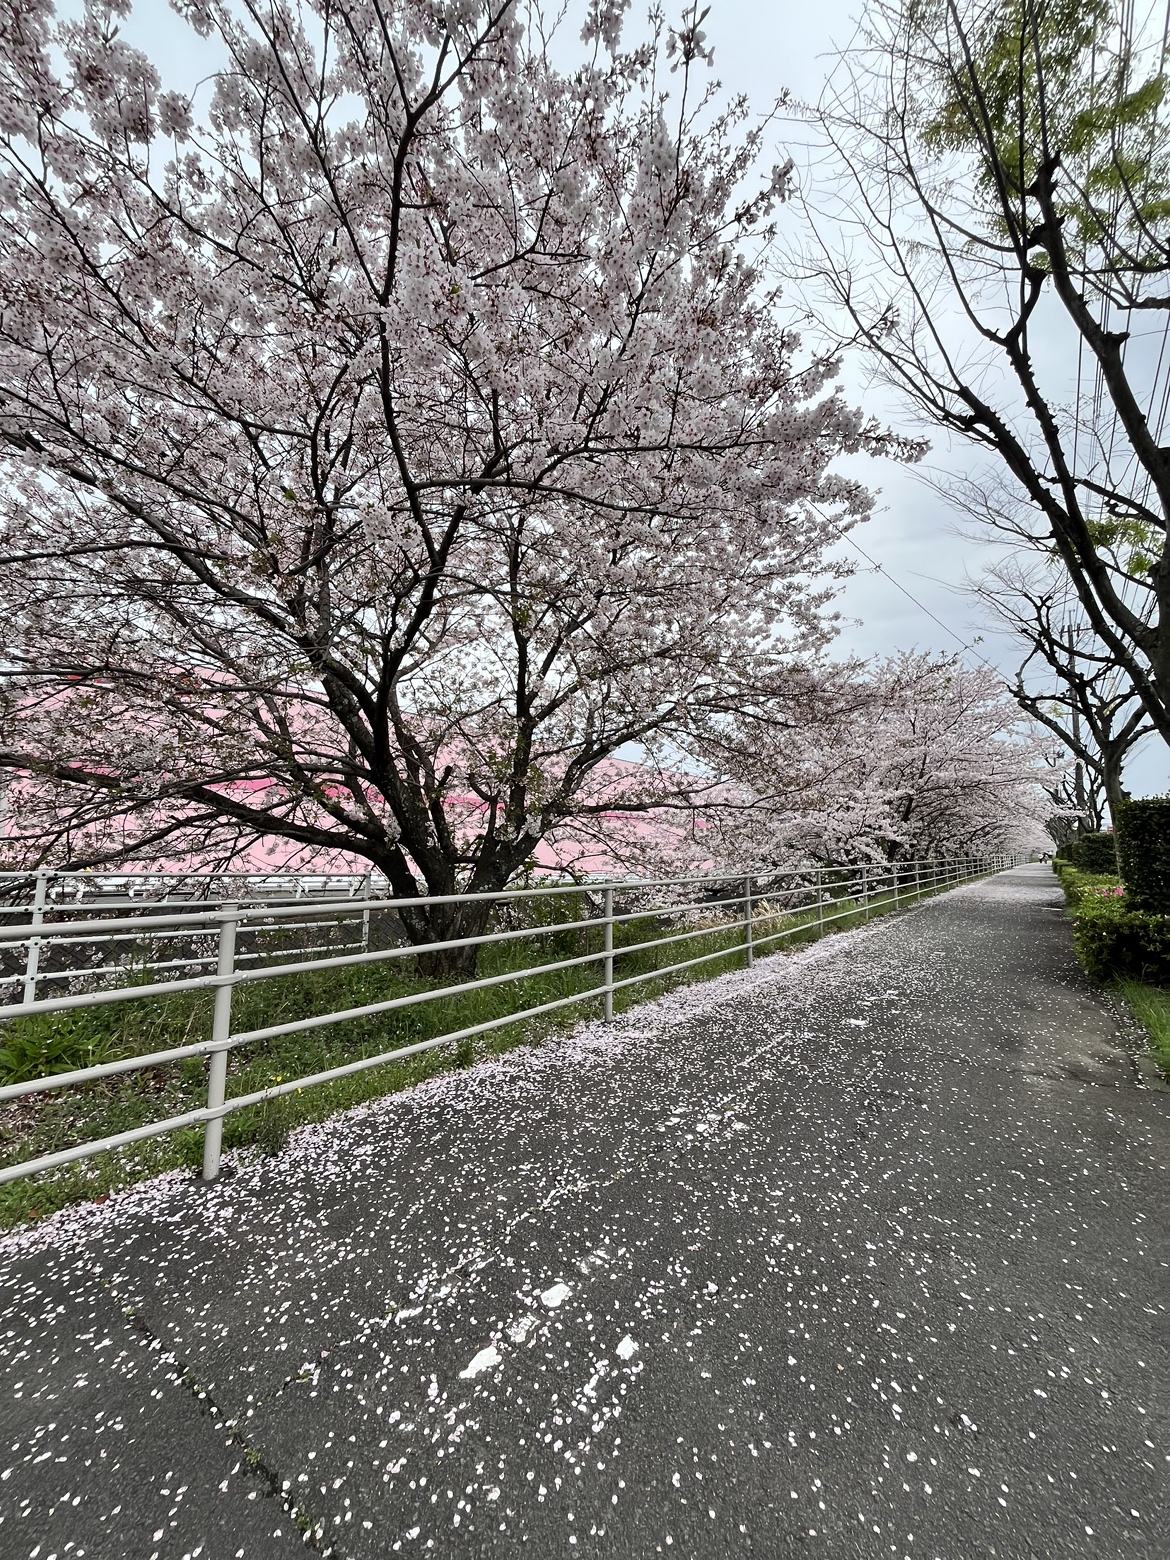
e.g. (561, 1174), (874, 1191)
(1101, 745), (1129, 830)
(396, 895), (499, 980)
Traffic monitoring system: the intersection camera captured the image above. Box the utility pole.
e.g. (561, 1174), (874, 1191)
(1064, 618), (1087, 833)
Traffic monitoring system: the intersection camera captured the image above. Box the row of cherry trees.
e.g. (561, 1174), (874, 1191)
(704, 652), (1052, 868)
(0, 0), (1053, 956)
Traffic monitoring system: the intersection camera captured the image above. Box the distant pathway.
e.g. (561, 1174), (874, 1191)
(1, 865), (1167, 1558)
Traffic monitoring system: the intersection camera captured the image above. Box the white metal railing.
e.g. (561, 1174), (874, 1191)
(0, 868), (383, 903)
(0, 854), (1020, 1188)
(0, 868), (381, 1001)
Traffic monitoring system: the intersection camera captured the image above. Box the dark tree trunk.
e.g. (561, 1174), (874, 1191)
(1101, 744), (1129, 829)
(391, 873), (524, 979)
(370, 830), (540, 980)
(413, 938), (483, 980)
(395, 891), (503, 980)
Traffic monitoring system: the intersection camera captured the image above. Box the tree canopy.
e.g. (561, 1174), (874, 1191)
(0, 0), (907, 954)
(811, 0), (1170, 766)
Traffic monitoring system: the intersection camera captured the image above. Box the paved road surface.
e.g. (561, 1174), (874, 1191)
(1, 864), (1167, 1558)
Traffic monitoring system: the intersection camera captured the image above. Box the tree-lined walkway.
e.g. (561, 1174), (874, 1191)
(1, 865), (1167, 1557)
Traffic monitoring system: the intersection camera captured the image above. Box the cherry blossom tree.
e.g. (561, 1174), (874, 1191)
(0, 0), (897, 964)
(709, 651), (1057, 865)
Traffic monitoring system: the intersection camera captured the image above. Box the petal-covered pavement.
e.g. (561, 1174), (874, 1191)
(1, 864), (1167, 1558)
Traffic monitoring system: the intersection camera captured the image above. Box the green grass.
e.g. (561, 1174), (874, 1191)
(1113, 979), (1170, 1079)
(0, 879), (943, 1228)
(1051, 864), (1170, 1076)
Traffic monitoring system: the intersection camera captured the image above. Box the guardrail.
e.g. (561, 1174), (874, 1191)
(0, 854), (1018, 1188)
(0, 867), (383, 904)
(0, 868), (383, 1001)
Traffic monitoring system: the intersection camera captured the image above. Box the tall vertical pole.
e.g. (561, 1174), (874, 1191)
(361, 871), (372, 954)
(744, 875), (754, 966)
(1066, 619), (1088, 833)
(22, 869), (49, 1006)
(202, 902), (239, 1183)
(817, 868), (825, 939)
(603, 886), (614, 1023)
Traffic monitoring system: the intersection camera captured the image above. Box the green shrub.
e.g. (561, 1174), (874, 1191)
(1072, 893), (1170, 983)
(1069, 831), (1118, 874)
(1114, 797), (1170, 911)
(1053, 863), (1119, 908)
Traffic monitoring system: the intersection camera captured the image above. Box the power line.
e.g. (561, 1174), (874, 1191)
(819, 512), (1005, 676)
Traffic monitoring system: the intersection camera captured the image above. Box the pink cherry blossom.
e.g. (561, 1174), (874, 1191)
(0, 1), (912, 958)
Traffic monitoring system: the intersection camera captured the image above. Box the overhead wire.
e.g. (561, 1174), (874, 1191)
(819, 8), (1170, 703)
(816, 509), (1006, 676)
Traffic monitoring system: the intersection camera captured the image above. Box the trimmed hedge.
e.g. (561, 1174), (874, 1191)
(1054, 855), (1170, 985)
(1053, 831), (1117, 871)
(1053, 863), (1119, 909)
(1073, 894), (1170, 983)
(1069, 831), (1118, 874)
(1114, 797), (1170, 911)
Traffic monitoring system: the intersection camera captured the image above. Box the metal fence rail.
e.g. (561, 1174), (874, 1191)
(0, 854), (1020, 1187)
(0, 868), (383, 903)
(0, 868), (383, 1001)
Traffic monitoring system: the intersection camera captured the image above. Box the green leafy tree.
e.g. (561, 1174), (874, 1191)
(812, 0), (1170, 750)
(919, 0), (1170, 252)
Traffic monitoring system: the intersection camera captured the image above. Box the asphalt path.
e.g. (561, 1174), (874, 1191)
(1, 864), (1167, 1559)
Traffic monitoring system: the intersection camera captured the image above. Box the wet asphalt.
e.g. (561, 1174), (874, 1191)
(0, 864), (1167, 1559)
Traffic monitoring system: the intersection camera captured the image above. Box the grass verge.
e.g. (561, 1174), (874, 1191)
(1051, 865), (1170, 1078)
(1113, 979), (1170, 1079)
(0, 880), (943, 1228)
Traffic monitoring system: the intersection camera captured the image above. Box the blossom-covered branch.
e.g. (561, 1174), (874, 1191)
(0, 0), (904, 963)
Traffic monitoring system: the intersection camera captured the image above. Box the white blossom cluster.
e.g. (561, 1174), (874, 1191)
(0, 1), (968, 937)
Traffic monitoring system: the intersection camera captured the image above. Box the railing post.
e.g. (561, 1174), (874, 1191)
(744, 875), (754, 967)
(893, 860), (900, 910)
(361, 871), (372, 953)
(602, 886), (614, 1023)
(914, 857), (921, 903)
(22, 868), (49, 1006)
(817, 868), (825, 938)
(202, 901), (239, 1183)
(862, 863), (870, 920)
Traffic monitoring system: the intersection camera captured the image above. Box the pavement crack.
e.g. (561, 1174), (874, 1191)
(104, 1281), (336, 1555)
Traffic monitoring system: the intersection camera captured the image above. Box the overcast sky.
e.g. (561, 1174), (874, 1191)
(698, 3), (1062, 645)
(119, 0), (1168, 795)
(699, 0), (1169, 795)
